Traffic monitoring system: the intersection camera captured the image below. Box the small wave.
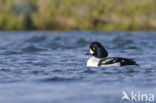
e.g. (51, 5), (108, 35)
(40, 76), (82, 82)
(82, 68), (97, 74)
(112, 36), (134, 48)
(126, 46), (140, 50)
(2, 50), (23, 55)
(22, 45), (45, 53)
(76, 38), (90, 46)
(0, 68), (11, 72)
(26, 35), (47, 43)
(52, 69), (63, 72)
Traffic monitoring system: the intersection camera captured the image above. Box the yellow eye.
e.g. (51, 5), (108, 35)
(92, 48), (95, 51)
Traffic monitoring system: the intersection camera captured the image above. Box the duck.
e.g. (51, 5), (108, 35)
(86, 42), (138, 67)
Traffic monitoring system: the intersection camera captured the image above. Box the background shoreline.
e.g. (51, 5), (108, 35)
(0, 0), (156, 31)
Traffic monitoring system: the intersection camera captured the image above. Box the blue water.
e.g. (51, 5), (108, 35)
(0, 31), (156, 103)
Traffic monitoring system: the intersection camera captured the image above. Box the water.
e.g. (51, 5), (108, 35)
(0, 31), (156, 103)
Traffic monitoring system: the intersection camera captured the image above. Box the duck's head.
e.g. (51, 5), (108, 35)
(86, 42), (108, 58)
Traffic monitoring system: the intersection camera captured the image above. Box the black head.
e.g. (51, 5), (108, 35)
(86, 42), (108, 58)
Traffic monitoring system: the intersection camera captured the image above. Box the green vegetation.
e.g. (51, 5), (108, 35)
(0, 0), (156, 31)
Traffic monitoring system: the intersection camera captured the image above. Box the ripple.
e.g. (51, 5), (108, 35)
(26, 35), (47, 43)
(3, 50), (23, 55)
(52, 69), (63, 72)
(0, 68), (11, 72)
(82, 68), (97, 74)
(22, 45), (45, 53)
(40, 76), (82, 82)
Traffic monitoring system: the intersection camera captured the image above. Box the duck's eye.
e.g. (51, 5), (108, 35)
(92, 47), (96, 51)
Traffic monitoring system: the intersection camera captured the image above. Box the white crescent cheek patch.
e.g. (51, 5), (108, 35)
(90, 49), (94, 54)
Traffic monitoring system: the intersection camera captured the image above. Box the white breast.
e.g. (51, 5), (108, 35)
(87, 57), (100, 67)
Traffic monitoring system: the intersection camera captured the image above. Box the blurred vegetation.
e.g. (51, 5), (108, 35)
(0, 0), (156, 31)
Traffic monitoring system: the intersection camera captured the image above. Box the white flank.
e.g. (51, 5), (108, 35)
(87, 57), (121, 67)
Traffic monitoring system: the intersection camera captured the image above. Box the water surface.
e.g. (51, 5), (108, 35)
(0, 31), (156, 103)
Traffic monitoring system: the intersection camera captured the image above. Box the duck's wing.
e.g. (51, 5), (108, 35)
(116, 57), (139, 66)
(98, 57), (139, 66)
(98, 58), (119, 66)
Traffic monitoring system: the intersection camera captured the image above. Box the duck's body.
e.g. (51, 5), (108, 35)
(86, 42), (138, 67)
(87, 57), (138, 67)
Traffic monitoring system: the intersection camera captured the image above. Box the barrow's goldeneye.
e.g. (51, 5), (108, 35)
(86, 42), (138, 67)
